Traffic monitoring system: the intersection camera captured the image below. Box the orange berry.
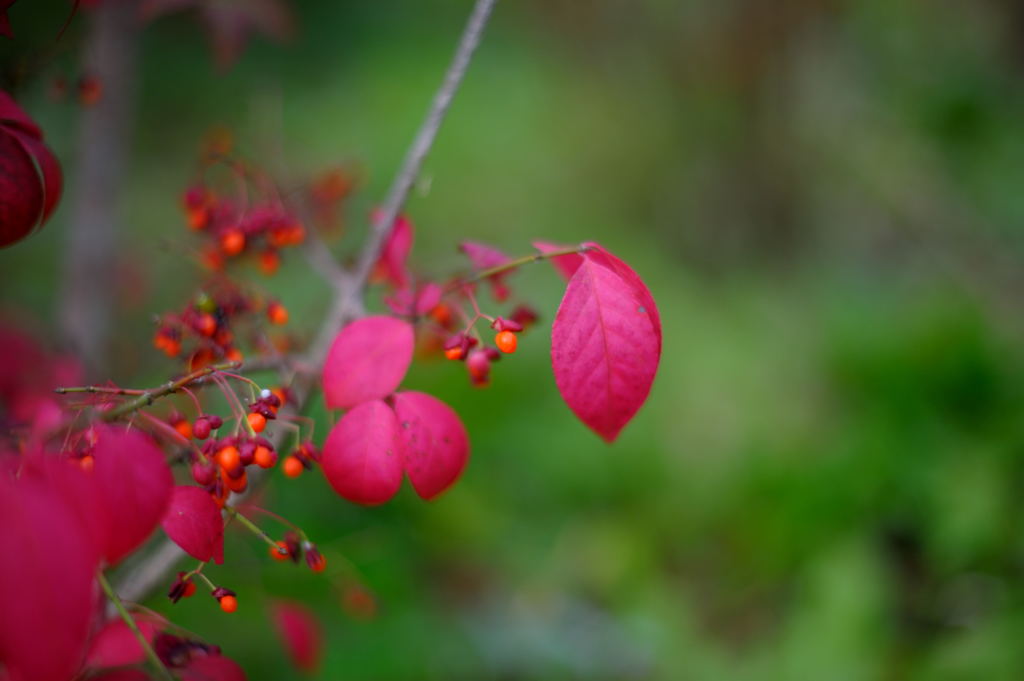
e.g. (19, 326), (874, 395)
(78, 454), (94, 472)
(429, 303), (452, 326)
(216, 446), (240, 471)
(247, 412), (266, 433)
(183, 581), (197, 598)
(444, 347), (463, 361)
(495, 330), (517, 354)
(163, 339), (181, 358)
(267, 302), (289, 326)
(196, 313), (217, 337)
(225, 347), (243, 362)
(271, 388), (287, 407)
(220, 229), (245, 256)
(174, 419), (193, 440)
(269, 541), (290, 561)
(282, 455), (303, 478)
(259, 250), (280, 276)
(309, 553), (327, 573)
(218, 595), (238, 613)
(187, 206), (209, 230)
(253, 445), (275, 469)
(225, 470), (248, 493)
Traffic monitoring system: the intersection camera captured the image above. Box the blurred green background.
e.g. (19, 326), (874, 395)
(5, 0), (1024, 679)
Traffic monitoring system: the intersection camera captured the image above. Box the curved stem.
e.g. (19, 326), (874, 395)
(97, 571), (176, 681)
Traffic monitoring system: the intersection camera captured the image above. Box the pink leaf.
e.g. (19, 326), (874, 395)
(92, 426), (174, 564)
(270, 600), (322, 672)
(372, 213), (414, 288)
(180, 654), (247, 681)
(85, 615), (162, 669)
(0, 477), (98, 681)
(322, 400), (404, 505)
(583, 242), (661, 338)
(321, 316), (414, 409)
(551, 249), (661, 442)
(161, 485), (224, 564)
(392, 391), (469, 500)
(459, 241), (513, 301)
(533, 241), (583, 281)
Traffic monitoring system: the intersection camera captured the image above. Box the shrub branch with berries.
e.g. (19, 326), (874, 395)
(0, 1), (661, 680)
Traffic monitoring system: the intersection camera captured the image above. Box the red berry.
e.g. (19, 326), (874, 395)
(494, 330), (517, 354)
(218, 594), (238, 613)
(253, 445), (276, 469)
(267, 301), (289, 326)
(193, 418), (212, 440)
(444, 346), (463, 361)
(183, 581), (197, 598)
(216, 445), (240, 471)
(259, 249), (280, 275)
(247, 412), (266, 433)
(282, 455), (303, 478)
(269, 541), (290, 561)
(220, 228), (245, 256)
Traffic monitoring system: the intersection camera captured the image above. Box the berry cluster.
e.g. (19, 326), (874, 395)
(152, 287), (288, 365)
(441, 309), (537, 386)
(183, 185), (306, 275)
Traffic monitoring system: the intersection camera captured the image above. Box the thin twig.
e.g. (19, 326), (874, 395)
(445, 245), (587, 294)
(97, 571), (176, 681)
(57, 361), (241, 422)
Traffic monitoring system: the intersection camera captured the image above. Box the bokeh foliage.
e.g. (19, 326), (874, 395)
(5, 0), (1024, 679)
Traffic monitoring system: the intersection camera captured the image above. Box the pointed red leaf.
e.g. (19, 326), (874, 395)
(0, 90), (41, 137)
(583, 242), (661, 338)
(533, 241), (583, 281)
(322, 316), (414, 409)
(92, 426), (174, 564)
(392, 391), (469, 500)
(372, 213), (413, 288)
(0, 477), (98, 681)
(322, 399), (404, 505)
(85, 615), (162, 669)
(551, 250), (661, 442)
(180, 654), (247, 681)
(270, 600), (322, 672)
(162, 485), (224, 564)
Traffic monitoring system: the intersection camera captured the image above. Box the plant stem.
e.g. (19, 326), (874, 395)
(96, 571), (176, 681)
(224, 506), (280, 551)
(56, 361), (242, 421)
(446, 245), (587, 293)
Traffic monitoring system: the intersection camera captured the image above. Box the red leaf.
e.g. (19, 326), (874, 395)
(180, 654), (247, 681)
(270, 600), (322, 672)
(161, 485), (225, 564)
(0, 91), (40, 137)
(533, 241), (583, 281)
(322, 399), (404, 505)
(583, 242), (661, 338)
(550, 249), (661, 442)
(459, 241), (513, 301)
(0, 130), (43, 249)
(85, 615), (162, 669)
(321, 316), (414, 409)
(9, 128), (62, 224)
(392, 391), (469, 500)
(89, 671), (152, 681)
(372, 213), (413, 288)
(92, 426), (174, 564)
(0, 477), (98, 681)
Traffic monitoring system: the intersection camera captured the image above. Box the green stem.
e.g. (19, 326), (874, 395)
(446, 245), (589, 294)
(97, 571), (177, 681)
(224, 506), (281, 552)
